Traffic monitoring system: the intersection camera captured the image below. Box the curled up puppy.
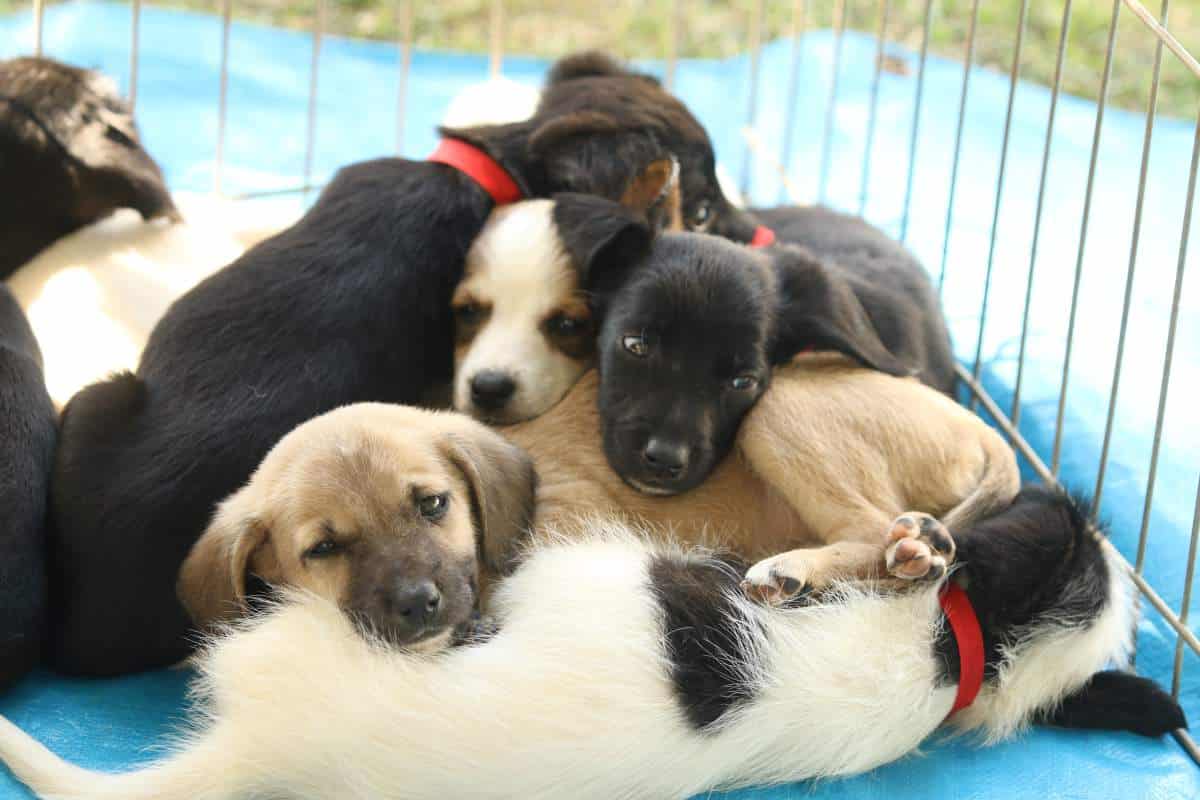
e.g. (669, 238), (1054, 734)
(0, 489), (1184, 799)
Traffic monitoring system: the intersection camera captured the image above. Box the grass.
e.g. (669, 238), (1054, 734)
(4, 0), (1198, 118)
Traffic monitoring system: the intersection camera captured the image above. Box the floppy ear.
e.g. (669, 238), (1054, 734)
(770, 247), (911, 377)
(621, 157), (681, 231)
(176, 488), (273, 630)
(552, 193), (654, 299)
(440, 426), (538, 574)
(1037, 670), (1186, 738)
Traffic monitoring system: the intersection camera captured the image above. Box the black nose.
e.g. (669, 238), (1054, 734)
(642, 438), (689, 479)
(393, 580), (441, 630)
(470, 371), (517, 410)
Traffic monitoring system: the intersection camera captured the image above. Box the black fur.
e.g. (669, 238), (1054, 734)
(48, 55), (752, 676)
(649, 553), (759, 731)
(752, 206), (956, 394)
(0, 286), (56, 690)
(934, 486), (1185, 737)
(552, 195), (911, 496)
(0, 57), (178, 280)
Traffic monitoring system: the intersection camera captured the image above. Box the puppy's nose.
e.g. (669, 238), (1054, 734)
(642, 438), (689, 479)
(470, 370), (517, 410)
(393, 581), (441, 630)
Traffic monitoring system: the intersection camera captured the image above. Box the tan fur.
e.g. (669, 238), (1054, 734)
(501, 354), (1020, 587)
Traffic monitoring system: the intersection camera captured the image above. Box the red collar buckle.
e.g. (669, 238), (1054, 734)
(428, 139), (523, 206)
(749, 225), (776, 248)
(939, 581), (984, 718)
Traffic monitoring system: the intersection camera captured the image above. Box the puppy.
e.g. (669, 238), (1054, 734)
(0, 286), (57, 690)
(176, 403), (536, 649)
(0, 490), (1183, 800)
(47, 51), (748, 676)
(0, 57), (178, 280)
(452, 162), (680, 423)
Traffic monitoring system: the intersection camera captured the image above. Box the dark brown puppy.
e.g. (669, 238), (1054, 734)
(48, 52), (747, 677)
(0, 57), (178, 279)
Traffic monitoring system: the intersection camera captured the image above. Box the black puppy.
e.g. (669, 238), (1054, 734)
(752, 205), (956, 394)
(0, 286), (57, 691)
(0, 57), (178, 279)
(554, 195), (909, 496)
(48, 53), (750, 676)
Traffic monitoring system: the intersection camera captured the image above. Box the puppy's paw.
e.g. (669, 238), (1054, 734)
(885, 513), (955, 581)
(741, 550), (813, 607)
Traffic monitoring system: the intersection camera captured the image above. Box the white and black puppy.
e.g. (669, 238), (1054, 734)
(0, 488), (1183, 800)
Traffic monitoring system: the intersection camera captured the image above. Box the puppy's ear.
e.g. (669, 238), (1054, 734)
(552, 193), (654, 299)
(177, 488), (273, 630)
(770, 247), (910, 377)
(622, 157), (681, 231)
(545, 51), (631, 85)
(441, 426), (538, 574)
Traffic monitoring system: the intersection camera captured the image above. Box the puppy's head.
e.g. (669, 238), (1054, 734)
(442, 52), (755, 241)
(452, 161), (679, 424)
(177, 405), (536, 649)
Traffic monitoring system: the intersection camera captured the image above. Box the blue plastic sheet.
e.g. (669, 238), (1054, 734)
(2, 2), (1197, 797)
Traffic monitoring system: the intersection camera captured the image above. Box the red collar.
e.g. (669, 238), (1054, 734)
(749, 225), (776, 248)
(428, 139), (523, 206)
(939, 581), (984, 717)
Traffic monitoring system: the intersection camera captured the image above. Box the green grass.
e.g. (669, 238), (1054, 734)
(5, 0), (1198, 118)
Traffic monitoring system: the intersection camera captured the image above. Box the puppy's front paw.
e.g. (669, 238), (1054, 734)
(741, 551), (813, 606)
(885, 513), (955, 581)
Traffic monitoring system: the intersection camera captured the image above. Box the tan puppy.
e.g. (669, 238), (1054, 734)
(497, 355), (1019, 602)
(177, 404), (536, 647)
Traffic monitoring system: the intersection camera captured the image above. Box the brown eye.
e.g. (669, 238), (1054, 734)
(546, 314), (586, 337)
(729, 375), (758, 391)
(305, 538), (341, 559)
(418, 492), (449, 520)
(622, 335), (648, 358)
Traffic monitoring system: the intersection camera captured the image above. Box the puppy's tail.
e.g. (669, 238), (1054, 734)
(940, 426), (1021, 532)
(0, 715), (223, 800)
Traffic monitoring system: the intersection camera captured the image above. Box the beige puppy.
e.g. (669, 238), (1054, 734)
(177, 403), (536, 647)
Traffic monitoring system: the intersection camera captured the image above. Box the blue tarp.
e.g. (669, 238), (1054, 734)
(2, 2), (1197, 797)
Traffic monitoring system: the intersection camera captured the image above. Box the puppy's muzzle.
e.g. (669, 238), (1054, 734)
(641, 437), (690, 480)
(470, 370), (517, 411)
(389, 580), (443, 633)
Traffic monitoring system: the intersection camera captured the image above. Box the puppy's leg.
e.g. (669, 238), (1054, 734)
(743, 512), (956, 606)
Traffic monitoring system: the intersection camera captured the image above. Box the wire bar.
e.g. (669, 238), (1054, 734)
(129, 0), (141, 111)
(1011, 0), (1074, 429)
(968, 0), (1028, 412)
(899, 0), (933, 244)
(214, 0), (232, 195)
(858, 0), (891, 216)
(742, 125), (801, 202)
(488, 0), (503, 77)
(1121, 0), (1200, 79)
(1051, 0), (1121, 475)
(816, 0), (847, 205)
(664, 0), (681, 91)
(32, 0), (43, 56)
(777, 0), (807, 205)
(1137, 106), (1200, 571)
(302, 0), (325, 199)
(1093, 0), (1170, 512)
(936, 0), (980, 295)
(1173, 479), (1200, 698)
(739, 0), (765, 200)
(395, 0), (412, 155)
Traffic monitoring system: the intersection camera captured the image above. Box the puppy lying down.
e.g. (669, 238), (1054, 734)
(0, 490), (1183, 799)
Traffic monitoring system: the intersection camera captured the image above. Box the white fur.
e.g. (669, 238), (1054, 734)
(453, 200), (591, 422)
(0, 522), (1137, 800)
(441, 76), (541, 129)
(6, 193), (296, 406)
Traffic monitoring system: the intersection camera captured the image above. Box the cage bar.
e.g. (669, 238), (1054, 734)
(898, 0), (932, 244)
(857, 0), (890, 216)
(302, 0), (325, 198)
(936, 0), (980, 294)
(816, 0), (847, 205)
(664, 0), (681, 91)
(489, 0), (503, 77)
(396, 0), (412, 155)
(739, 0), (765, 199)
(214, 0), (232, 195)
(32, 0), (43, 56)
(129, 0), (140, 111)
(776, 0), (807, 205)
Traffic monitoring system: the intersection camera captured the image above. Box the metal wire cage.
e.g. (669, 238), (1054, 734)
(18, 0), (1200, 766)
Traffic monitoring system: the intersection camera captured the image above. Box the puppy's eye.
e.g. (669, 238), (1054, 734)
(729, 375), (758, 391)
(622, 335), (648, 358)
(454, 303), (485, 325)
(691, 201), (712, 228)
(305, 538), (342, 559)
(418, 492), (450, 520)
(545, 314), (587, 337)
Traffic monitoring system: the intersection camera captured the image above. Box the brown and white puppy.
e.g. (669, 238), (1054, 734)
(177, 404), (536, 649)
(451, 160), (681, 423)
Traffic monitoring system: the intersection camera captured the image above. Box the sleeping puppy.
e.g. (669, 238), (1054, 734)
(48, 51), (747, 677)
(175, 404), (536, 647)
(0, 491), (1184, 799)
(0, 286), (57, 690)
(0, 57), (178, 280)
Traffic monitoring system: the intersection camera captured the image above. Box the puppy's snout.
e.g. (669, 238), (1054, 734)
(641, 438), (690, 479)
(392, 580), (442, 631)
(470, 370), (517, 410)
